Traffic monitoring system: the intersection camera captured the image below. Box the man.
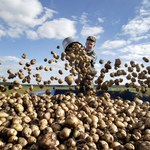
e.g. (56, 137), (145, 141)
(80, 36), (97, 93)
(85, 36), (97, 68)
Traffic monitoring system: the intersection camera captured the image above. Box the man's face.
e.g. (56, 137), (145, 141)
(85, 40), (95, 51)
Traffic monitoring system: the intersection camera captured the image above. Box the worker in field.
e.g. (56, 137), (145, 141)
(62, 36), (97, 93)
(80, 36), (97, 93)
(85, 36), (97, 69)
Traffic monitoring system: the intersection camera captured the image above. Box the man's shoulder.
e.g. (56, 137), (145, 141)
(88, 50), (97, 56)
(87, 49), (96, 54)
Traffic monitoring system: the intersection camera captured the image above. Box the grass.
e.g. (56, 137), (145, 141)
(1, 84), (75, 95)
(1, 85), (52, 95)
(109, 86), (150, 94)
(1, 84), (150, 96)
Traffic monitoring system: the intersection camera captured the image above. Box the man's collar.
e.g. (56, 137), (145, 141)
(86, 49), (94, 54)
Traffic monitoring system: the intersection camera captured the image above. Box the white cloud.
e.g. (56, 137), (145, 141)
(81, 26), (104, 38)
(0, 0), (55, 28)
(129, 35), (150, 42)
(141, 0), (150, 11)
(79, 12), (104, 39)
(98, 17), (104, 23)
(37, 18), (77, 39)
(0, 28), (6, 37)
(0, 0), (77, 40)
(142, 0), (150, 5)
(101, 40), (129, 50)
(7, 27), (24, 38)
(26, 30), (39, 40)
(120, 54), (143, 61)
(0, 0), (56, 38)
(120, 43), (150, 60)
(26, 18), (77, 40)
(80, 12), (89, 25)
(0, 0), (104, 40)
(120, 43), (150, 54)
(111, 19), (120, 25)
(0, 56), (21, 63)
(101, 50), (117, 56)
(122, 0), (150, 40)
(122, 17), (150, 37)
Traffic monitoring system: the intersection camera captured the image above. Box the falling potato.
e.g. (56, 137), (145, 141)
(44, 67), (49, 71)
(19, 61), (24, 65)
(99, 59), (104, 64)
(49, 67), (52, 71)
(48, 59), (54, 64)
(56, 45), (60, 49)
(58, 79), (64, 84)
(7, 69), (12, 74)
(30, 59), (36, 65)
(36, 67), (39, 70)
(124, 63), (128, 67)
(22, 53), (27, 59)
(58, 70), (63, 75)
(50, 76), (54, 80)
(130, 61), (136, 67)
(29, 85), (34, 91)
(45, 89), (51, 95)
(114, 58), (121, 69)
(61, 52), (66, 61)
(44, 58), (47, 62)
(143, 57), (149, 63)
(25, 62), (30, 67)
(53, 53), (59, 59)
(39, 65), (43, 70)
(51, 51), (54, 54)
(65, 75), (74, 85)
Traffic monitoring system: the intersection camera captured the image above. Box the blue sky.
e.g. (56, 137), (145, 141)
(0, 0), (150, 84)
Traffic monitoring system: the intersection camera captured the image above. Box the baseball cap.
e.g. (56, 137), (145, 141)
(87, 36), (96, 42)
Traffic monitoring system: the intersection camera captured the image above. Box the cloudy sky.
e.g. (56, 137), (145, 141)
(0, 0), (150, 84)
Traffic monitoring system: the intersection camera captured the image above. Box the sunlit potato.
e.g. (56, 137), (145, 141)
(22, 53), (27, 59)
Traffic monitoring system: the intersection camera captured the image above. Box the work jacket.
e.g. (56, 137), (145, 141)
(87, 49), (97, 67)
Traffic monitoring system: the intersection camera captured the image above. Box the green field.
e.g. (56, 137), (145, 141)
(109, 86), (150, 93)
(1, 83), (150, 96)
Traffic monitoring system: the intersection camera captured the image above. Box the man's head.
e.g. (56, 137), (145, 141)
(85, 36), (96, 51)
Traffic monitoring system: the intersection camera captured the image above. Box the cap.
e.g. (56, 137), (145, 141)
(87, 36), (96, 42)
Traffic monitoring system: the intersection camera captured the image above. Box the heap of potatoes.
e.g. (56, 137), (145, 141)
(0, 43), (150, 149)
(0, 91), (150, 149)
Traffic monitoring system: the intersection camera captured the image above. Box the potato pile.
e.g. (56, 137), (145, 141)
(0, 91), (150, 149)
(0, 43), (150, 149)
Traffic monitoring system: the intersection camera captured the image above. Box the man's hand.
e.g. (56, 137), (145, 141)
(86, 55), (92, 61)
